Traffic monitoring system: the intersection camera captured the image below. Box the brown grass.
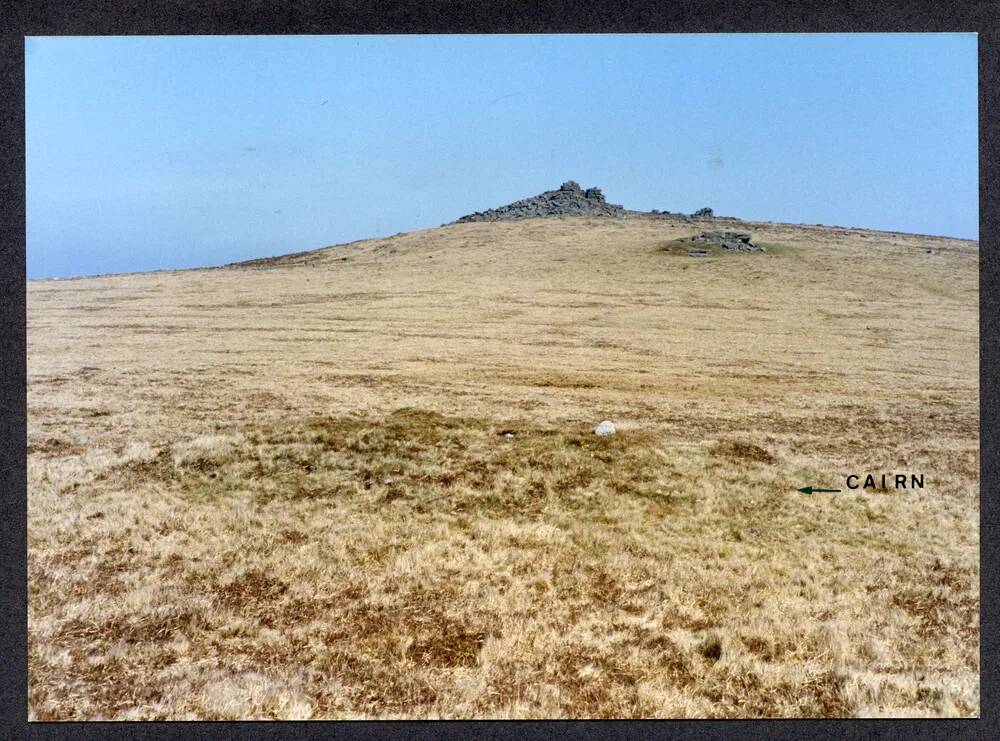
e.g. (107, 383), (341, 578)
(27, 214), (978, 719)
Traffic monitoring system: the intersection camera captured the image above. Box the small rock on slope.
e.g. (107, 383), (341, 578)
(594, 421), (617, 436)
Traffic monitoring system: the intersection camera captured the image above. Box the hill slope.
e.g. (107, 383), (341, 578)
(27, 215), (979, 719)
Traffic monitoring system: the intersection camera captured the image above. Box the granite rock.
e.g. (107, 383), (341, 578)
(454, 182), (625, 223)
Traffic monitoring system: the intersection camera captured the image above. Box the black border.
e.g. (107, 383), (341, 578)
(3, 1), (996, 739)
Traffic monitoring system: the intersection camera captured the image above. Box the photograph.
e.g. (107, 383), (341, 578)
(25, 33), (979, 720)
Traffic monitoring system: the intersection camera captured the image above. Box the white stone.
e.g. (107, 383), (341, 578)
(594, 420), (616, 436)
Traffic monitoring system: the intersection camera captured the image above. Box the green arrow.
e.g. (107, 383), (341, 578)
(797, 486), (842, 495)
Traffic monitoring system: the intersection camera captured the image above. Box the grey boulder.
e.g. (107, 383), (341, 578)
(594, 420), (617, 436)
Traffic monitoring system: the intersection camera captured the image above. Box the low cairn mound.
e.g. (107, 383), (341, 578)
(685, 231), (763, 252)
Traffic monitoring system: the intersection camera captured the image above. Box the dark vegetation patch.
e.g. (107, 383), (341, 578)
(548, 648), (646, 717)
(215, 570), (289, 612)
(509, 372), (599, 389)
(279, 529), (308, 544)
(891, 585), (978, 641)
(109, 448), (177, 482)
(99, 408), (672, 518)
(29, 650), (168, 721)
(712, 440), (775, 464)
(56, 607), (202, 645)
(738, 632), (797, 663)
(303, 582), (497, 713)
(698, 631), (723, 662)
(642, 633), (696, 685)
(79, 407), (113, 418)
(405, 615), (491, 668)
(28, 437), (86, 457)
(698, 663), (855, 718)
(313, 649), (441, 716)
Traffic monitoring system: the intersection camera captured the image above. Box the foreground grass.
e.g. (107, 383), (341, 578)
(29, 408), (977, 719)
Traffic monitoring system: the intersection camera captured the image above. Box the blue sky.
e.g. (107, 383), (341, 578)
(26, 34), (978, 278)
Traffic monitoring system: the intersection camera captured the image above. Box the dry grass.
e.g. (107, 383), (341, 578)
(27, 214), (978, 719)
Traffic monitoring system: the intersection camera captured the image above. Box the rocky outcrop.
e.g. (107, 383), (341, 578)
(452, 182), (738, 224)
(454, 181), (625, 223)
(685, 231), (763, 251)
(650, 206), (723, 220)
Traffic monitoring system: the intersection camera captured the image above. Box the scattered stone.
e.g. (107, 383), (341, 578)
(687, 249), (711, 257)
(685, 231), (763, 252)
(594, 420), (617, 436)
(499, 429), (517, 438)
(691, 207), (714, 218)
(454, 181), (626, 223)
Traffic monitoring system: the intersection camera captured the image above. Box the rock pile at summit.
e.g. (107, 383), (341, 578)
(454, 181), (626, 223)
(451, 181), (737, 224)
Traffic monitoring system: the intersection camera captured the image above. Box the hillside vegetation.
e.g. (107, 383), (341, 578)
(27, 215), (979, 719)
